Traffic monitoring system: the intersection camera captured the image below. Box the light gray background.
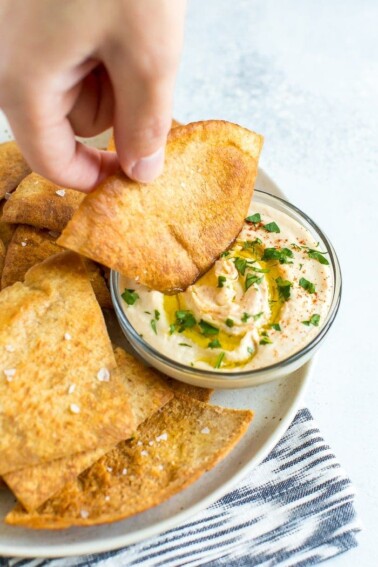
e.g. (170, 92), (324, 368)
(175, 1), (377, 565)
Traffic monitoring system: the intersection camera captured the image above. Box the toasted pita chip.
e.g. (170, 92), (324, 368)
(0, 224), (112, 307)
(163, 377), (213, 402)
(59, 121), (262, 293)
(3, 347), (173, 511)
(6, 394), (253, 528)
(0, 141), (31, 199)
(0, 251), (134, 475)
(1, 173), (84, 232)
(83, 259), (113, 309)
(0, 200), (16, 248)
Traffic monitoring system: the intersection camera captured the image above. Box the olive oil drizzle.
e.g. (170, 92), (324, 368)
(163, 240), (286, 369)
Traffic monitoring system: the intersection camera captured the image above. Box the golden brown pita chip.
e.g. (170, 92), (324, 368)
(3, 347), (173, 512)
(163, 377), (213, 402)
(58, 121), (263, 293)
(1, 172), (84, 232)
(1, 225), (61, 289)
(83, 258), (112, 309)
(0, 141), (31, 199)
(0, 200), (16, 248)
(6, 394), (253, 528)
(0, 251), (134, 475)
(0, 224), (112, 307)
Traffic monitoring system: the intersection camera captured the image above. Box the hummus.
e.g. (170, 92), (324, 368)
(119, 202), (333, 372)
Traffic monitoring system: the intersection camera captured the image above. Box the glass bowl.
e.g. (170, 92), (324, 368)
(110, 190), (341, 389)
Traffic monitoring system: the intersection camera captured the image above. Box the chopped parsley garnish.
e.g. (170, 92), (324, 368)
(175, 310), (196, 332)
(245, 274), (263, 291)
(242, 237), (262, 252)
(302, 314), (321, 327)
(275, 277), (293, 301)
(262, 247), (293, 264)
(225, 318), (234, 327)
(208, 339), (221, 349)
(271, 323), (281, 331)
(241, 312), (251, 322)
(217, 275), (227, 288)
(251, 266), (270, 273)
(307, 249), (329, 265)
(234, 257), (247, 275)
(179, 343), (192, 347)
(299, 277), (316, 294)
(154, 309), (160, 320)
(169, 324), (176, 335)
(144, 310), (151, 315)
(199, 319), (219, 336)
(299, 263), (304, 270)
(292, 243), (329, 265)
(247, 346), (254, 355)
(245, 212), (261, 223)
(263, 221), (280, 233)
(150, 319), (157, 335)
(220, 250), (230, 258)
(214, 352), (225, 368)
(253, 312), (263, 321)
(121, 288), (139, 305)
(259, 336), (272, 345)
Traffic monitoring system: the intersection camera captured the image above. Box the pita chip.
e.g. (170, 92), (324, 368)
(6, 394), (253, 528)
(1, 172), (84, 232)
(0, 251), (134, 475)
(163, 377), (213, 402)
(3, 347), (173, 512)
(0, 141), (31, 199)
(59, 121), (263, 293)
(0, 224), (112, 307)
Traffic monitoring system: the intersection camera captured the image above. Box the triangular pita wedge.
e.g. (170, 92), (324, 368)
(58, 121), (263, 293)
(1, 172), (84, 231)
(6, 394), (253, 528)
(0, 141), (31, 199)
(3, 347), (173, 512)
(0, 200), (16, 248)
(0, 252), (134, 475)
(0, 224), (112, 307)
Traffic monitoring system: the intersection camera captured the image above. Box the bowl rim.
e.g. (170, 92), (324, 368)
(110, 190), (342, 382)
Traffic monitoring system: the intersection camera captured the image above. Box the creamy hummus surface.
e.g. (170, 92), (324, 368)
(119, 203), (333, 372)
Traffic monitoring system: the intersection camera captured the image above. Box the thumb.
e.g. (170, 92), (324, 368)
(109, 72), (173, 183)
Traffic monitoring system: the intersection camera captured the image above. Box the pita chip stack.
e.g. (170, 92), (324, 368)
(0, 251), (135, 475)
(58, 120), (263, 293)
(6, 394), (253, 528)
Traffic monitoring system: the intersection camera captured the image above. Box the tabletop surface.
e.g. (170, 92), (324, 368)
(174, 1), (377, 565)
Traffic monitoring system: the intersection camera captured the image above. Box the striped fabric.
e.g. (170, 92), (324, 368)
(2, 409), (361, 567)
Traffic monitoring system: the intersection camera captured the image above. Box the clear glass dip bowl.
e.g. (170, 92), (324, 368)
(110, 190), (341, 389)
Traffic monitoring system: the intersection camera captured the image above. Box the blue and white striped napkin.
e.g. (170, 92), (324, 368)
(2, 408), (361, 567)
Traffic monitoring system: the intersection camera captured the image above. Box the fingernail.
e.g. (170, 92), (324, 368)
(129, 147), (165, 183)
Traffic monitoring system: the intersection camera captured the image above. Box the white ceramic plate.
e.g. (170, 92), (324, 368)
(0, 116), (312, 557)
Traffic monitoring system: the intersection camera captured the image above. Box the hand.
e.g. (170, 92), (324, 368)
(0, 0), (186, 191)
